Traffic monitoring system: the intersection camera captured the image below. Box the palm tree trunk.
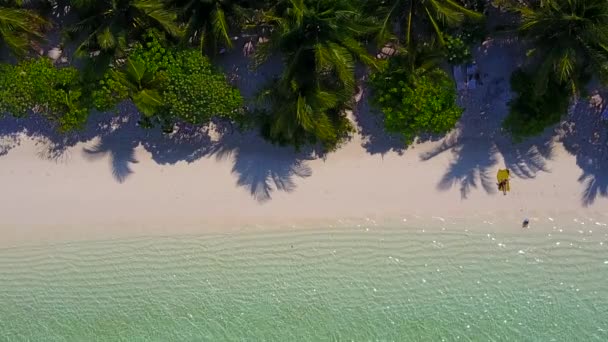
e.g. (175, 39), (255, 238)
(406, 0), (413, 46)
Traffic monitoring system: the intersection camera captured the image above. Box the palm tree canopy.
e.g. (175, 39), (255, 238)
(69, 0), (181, 57)
(370, 0), (482, 45)
(257, 0), (378, 92)
(170, 0), (239, 54)
(0, 2), (47, 57)
(254, 0), (377, 148)
(111, 57), (165, 117)
(518, 0), (608, 93)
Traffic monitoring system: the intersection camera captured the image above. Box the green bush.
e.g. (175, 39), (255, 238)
(93, 32), (243, 129)
(0, 58), (90, 131)
(503, 69), (570, 140)
(164, 50), (244, 125)
(370, 61), (463, 144)
(444, 34), (473, 65)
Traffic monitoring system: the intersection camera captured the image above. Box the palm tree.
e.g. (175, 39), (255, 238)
(371, 0), (482, 46)
(254, 0), (378, 148)
(518, 0), (608, 94)
(67, 0), (181, 73)
(0, 0), (48, 57)
(112, 57), (165, 119)
(170, 0), (243, 54)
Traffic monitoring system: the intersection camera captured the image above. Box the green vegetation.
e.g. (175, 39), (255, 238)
(0, 0), (48, 57)
(372, 0), (483, 45)
(0, 58), (89, 131)
(93, 33), (243, 131)
(1, 0), (607, 152)
(503, 69), (570, 140)
(443, 34), (472, 65)
(370, 55), (462, 143)
(172, 0), (246, 55)
(517, 0), (608, 94)
(67, 0), (181, 76)
(253, 0), (378, 150)
(502, 0), (608, 137)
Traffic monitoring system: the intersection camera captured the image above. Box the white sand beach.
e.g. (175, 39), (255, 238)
(1, 36), (608, 246)
(1, 113), (607, 246)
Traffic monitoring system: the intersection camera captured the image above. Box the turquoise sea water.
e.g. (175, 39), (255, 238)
(1, 226), (607, 341)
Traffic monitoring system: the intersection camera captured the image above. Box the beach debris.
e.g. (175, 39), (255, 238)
(590, 94), (603, 108)
(47, 47), (62, 61)
(243, 41), (254, 56)
(376, 43), (398, 59)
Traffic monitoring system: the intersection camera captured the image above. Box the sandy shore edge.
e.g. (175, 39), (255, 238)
(1, 128), (607, 247)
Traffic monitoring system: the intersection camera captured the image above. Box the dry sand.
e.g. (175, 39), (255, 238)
(1, 35), (608, 246)
(0, 115), (607, 246)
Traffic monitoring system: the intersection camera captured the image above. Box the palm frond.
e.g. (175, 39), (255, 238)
(96, 26), (116, 50)
(556, 49), (575, 84)
(125, 57), (147, 85)
(132, 89), (163, 117)
(375, 1), (398, 46)
(425, 7), (446, 45)
(211, 3), (232, 48)
(0, 6), (48, 56)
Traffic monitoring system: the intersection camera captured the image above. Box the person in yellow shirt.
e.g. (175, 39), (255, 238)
(497, 169), (510, 195)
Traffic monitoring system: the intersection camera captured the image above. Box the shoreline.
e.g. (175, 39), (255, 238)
(1, 123), (607, 247)
(2, 211), (607, 249)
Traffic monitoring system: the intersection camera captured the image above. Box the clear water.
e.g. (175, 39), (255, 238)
(1, 226), (607, 341)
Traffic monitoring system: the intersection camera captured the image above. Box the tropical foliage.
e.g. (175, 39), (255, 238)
(163, 49), (243, 124)
(0, 58), (89, 131)
(93, 32), (243, 130)
(0, 0), (48, 57)
(371, 0), (483, 46)
(253, 0), (378, 149)
(67, 0), (181, 75)
(517, 0), (608, 94)
(3, 0), (604, 152)
(443, 34), (472, 64)
(502, 0), (608, 138)
(503, 69), (570, 140)
(370, 55), (462, 143)
(171, 0), (248, 54)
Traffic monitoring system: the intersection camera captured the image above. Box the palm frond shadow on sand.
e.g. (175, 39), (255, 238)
(560, 98), (608, 206)
(80, 116), (315, 201)
(420, 125), (555, 199)
(83, 135), (139, 183)
(207, 133), (315, 203)
(420, 132), (499, 198)
(0, 108), (313, 202)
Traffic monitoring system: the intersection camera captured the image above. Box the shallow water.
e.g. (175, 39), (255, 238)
(1, 226), (607, 341)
